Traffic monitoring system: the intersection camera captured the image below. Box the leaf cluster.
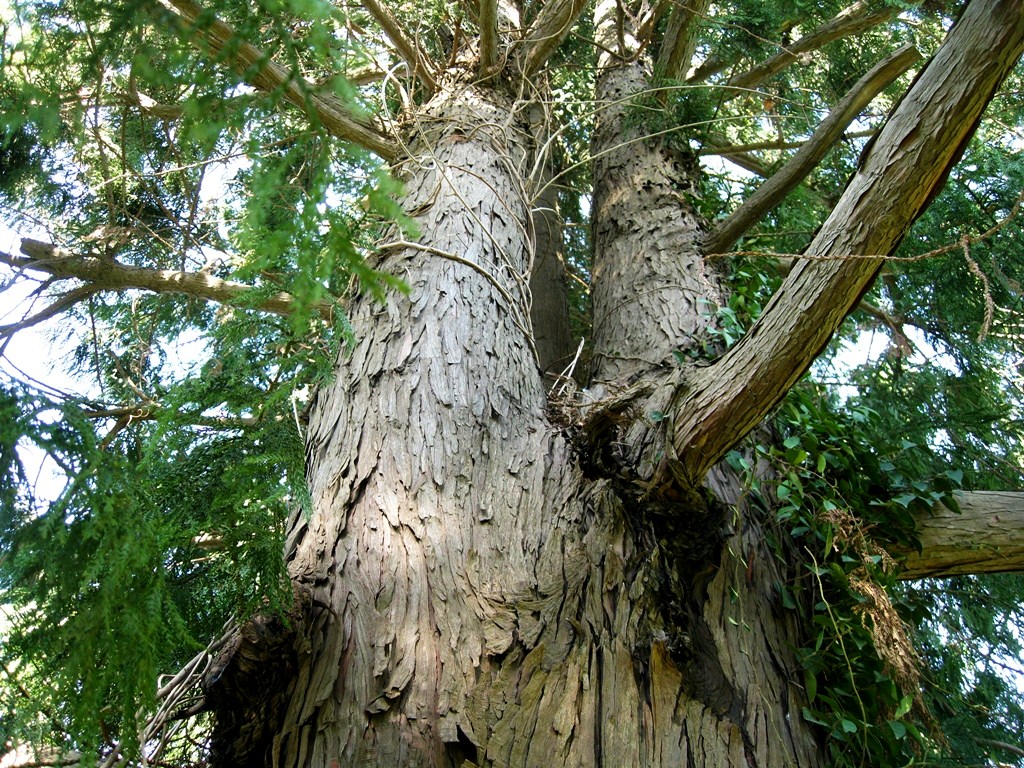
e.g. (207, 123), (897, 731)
(730, 384), (965, 767)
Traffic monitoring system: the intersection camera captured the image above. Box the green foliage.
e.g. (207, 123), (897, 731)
(0, 0), (415, 756)
(730, 384), (965, 767)
(901, 574), (1024, 767)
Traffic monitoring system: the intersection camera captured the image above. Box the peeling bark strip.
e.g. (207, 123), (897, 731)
(672, 0), (1024, 487)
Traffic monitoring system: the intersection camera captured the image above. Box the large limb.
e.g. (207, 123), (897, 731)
(690, 0), (893, 89)
(518, 0), (589, 77)
(156, 0), (399, 161)
(705, 44), (920, 255)
(898, 492), (1024, 579)
(669, 0), (1024, 488)
(0, 240), (332, 320)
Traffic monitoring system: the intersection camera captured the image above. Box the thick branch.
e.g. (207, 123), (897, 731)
(2, 240), (333, 320)
(156, 0), (399, 161)
(0, 284), (99, 339)
(518, 0), (588, 77)
(897, 491), (1024, 579)
(701, 129), (876, 157)
(702, 1), (893, 93)
(478, 0), (499, 75)
(670, 0), (1024, 487)
(654, 0), (710, 82)
(706, 44), (920, 255)
(360, 0), (439, 92)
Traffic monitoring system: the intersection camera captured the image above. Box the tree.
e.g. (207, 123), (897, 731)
(1, 0), (1024, 766)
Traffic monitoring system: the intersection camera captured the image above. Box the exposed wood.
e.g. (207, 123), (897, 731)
(897, 491), (1024, 580)
(360, 0), (439, 92)
(671, 0), (1024, 488)
(705, 44), (920, 256)
(2, 240), (333, 320)
(518, 0), (589, 77)
(654, 0), (710, 82)
(156, 0), (399, 161)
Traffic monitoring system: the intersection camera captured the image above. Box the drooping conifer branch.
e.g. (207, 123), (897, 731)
(518, 0), (589, 77)
(670, 0), (1024, 488)
(705, 44), (921, 255)
(1, 240), (334, 321)
(156, 0), (399, 161)
(898, 492), (1024, 579)
(360, 0), (439, 93)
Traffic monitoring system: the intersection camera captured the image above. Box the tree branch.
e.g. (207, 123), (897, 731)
(518, 0), (589, 77)
(700, 129), (876, 158)
(705, 44), (920, 255)
(654, 0), (710, 82)
(670, 0), (1024, 488)
(856, 299), (915, 356)
(702, 137), (774, 176)
(0, 284), (100, 340)
(360, 0), (439, 92)
(155, 0), (399, 161)
(478, 0), (499, 76)
(1, 240), (334, 321)
(897, 492), (1024, 580)
(81, 401), (260, 430)
(695, 1), (893, 92)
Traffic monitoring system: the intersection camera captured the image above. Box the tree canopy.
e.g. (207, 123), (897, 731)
(1, 0), (1023, 765)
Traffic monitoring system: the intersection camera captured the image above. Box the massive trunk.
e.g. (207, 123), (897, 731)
(198, 1), (1024, 766)
(204, 62), (820, 768)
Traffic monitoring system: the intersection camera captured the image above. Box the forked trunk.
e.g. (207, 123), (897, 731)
(200, 3), (1024, 763)
(203, 72), (821, 767)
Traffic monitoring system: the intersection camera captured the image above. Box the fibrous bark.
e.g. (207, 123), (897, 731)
(197, 3), (1024, 767)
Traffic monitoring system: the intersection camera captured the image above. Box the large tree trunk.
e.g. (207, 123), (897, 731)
(202, 74), (820, 768)
(199, 1), (1024, 766)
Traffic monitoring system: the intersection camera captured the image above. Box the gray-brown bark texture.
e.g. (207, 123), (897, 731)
(200, 1), (1024, 766)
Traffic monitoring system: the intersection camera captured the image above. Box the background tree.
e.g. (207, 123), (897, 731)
(1, 0), (1023, 766)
